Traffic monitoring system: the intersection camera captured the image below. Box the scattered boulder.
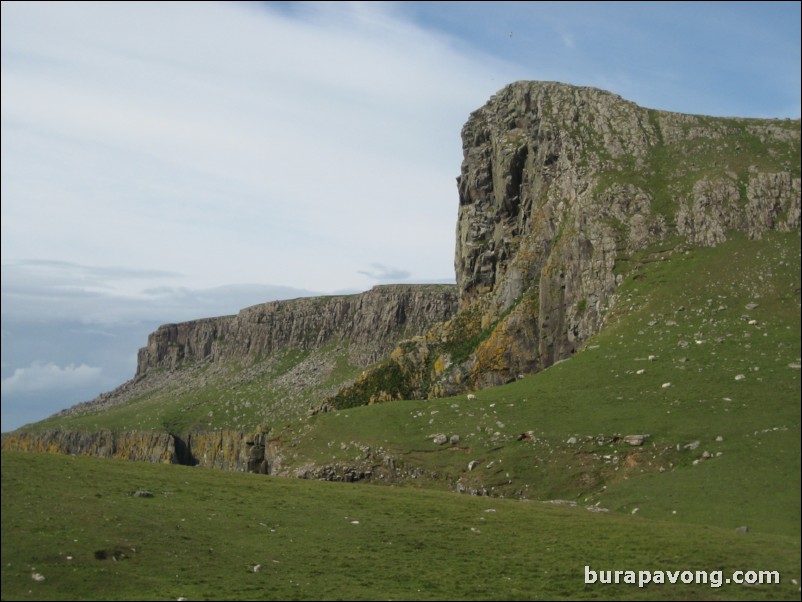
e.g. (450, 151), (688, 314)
(623, 435), (647, 446)
(661, 382), (672, 389)
(132, 490), (154, 498)
(684, 440), (701, 451)
(566, 436), (577, 445)
(432, 434), (448, 445)
(468, 460), (479, 471)
(467, 394), (477, 400)
(715, 435), (724, 442)
(31, 573), (45, 582)
(450, 434), (461, 445)
(745, 303), (759, 310)
(734, 374), (746, 381)
(735, 526), (749, 534)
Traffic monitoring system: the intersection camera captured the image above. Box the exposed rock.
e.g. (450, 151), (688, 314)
(334, 81), (799, 405)
(432, 434), (448, 445)
(55, 284), (458, 419)
(468, 460), (479, 471)
(622, 435), (647, 446)
(132, 491), (154, 498)
(684, 440), (701, 451)
(450, 434), (461, 445)
(1, 428), (273, 473)
(735, 526), (749, 534)
(137, 285), (458, 375)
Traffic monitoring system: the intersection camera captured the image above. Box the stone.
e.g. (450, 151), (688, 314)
(735, 374), (746, 381)
(31, 573), (45, 582)
(450, 434), (461, 445)
(566, 436), (577, 445)
(622, 435), (647, 446)
(684, 440), (701, 451)
(468, 460), (479, 471)
(735, 526), (749, 534)
(661, 382), (672, 389)
(132, 490), (154, 498)
(432, 434), (448, 445)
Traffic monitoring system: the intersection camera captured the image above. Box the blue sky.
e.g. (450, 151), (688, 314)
(1, 1), (800, 431)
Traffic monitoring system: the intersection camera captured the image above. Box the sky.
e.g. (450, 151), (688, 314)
(2, 1), (800, 431)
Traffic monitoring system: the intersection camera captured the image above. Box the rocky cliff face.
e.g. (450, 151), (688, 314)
(334, 81), (800, 402)
(1, 428), (270, 472)
(51, 284), (457, 419)
(137, 284), (459, 376)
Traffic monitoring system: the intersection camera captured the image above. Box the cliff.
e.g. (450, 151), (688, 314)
(1, 428), (270, 472)
(51, 284), (458, 422)
(332, 81), (800, 403)
(136, 284), (459, 375)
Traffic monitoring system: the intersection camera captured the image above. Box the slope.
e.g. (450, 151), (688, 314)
(278, 230), (801, 536)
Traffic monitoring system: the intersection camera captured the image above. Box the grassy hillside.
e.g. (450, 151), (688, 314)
(29, 343), (363, 433)
(279, 231), (800, 535)
(2, 451), (799, 601)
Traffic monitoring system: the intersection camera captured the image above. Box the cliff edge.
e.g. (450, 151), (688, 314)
(332, 81), (800, 404)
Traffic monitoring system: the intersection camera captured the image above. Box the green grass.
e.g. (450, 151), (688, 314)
(2, 451), (799, 601)
(596, 116), (800, 222)
(30, 345), (362, 434)
(282, 231), (801, 536)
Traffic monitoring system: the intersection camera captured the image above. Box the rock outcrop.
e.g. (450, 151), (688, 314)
(137, 284), (459, 375)
(1, 428), (272, 473)
(57, 284), (458, 418)
(333, 81), (800, 403)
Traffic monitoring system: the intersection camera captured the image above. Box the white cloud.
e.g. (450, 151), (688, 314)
(1, 1), (516, 295)
(1, 361), (103, 396)
(1, 259), (320, 324)
(357, 263), (411, 282)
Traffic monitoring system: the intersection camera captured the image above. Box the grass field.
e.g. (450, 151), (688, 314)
(2, 451), (800, 601)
